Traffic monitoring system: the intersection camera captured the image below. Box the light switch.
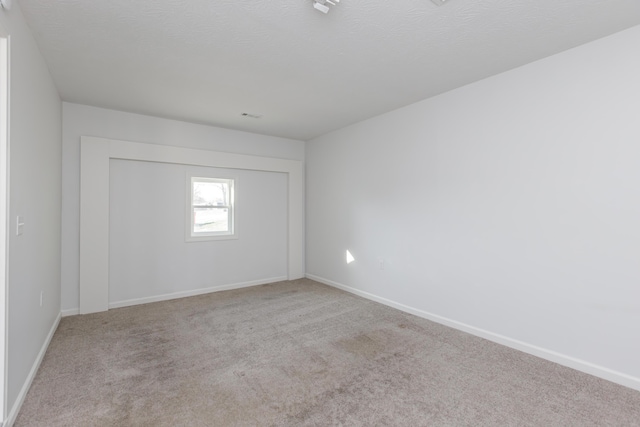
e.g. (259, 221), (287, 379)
(16, 215), (24, 236)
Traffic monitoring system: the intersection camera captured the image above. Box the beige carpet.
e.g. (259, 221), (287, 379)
(15, 279), (640, 426)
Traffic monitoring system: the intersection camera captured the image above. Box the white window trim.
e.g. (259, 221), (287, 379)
(186, 176), (238, 242)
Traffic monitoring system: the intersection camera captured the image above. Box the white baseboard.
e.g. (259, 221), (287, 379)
(306, 273), (640, 393)
(4, 312), (61, 427)
(61, 308), (79, 317)
(108, 276), (288, 310)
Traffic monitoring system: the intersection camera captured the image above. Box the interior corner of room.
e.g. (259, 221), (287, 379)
(1, 0), (640, 425)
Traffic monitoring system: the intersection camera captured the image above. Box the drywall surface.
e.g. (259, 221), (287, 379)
(307, 25), (640, 383)
(109, 160), (287, 305)
(62, 103), (304, 311)
(0, 2), (62, 420)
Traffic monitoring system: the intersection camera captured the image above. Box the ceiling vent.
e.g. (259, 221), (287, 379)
(241, 113), (262, 119)
(313, 0), (339, 14)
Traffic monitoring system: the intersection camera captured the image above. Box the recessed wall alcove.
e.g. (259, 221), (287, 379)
(79, 136), (304, 314)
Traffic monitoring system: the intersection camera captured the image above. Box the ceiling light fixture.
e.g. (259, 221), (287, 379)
(0, 0), (12, 10)
(430, 0), (448, 6)
(313, 0), (339, 14)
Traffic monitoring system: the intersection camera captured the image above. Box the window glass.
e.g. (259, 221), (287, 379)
(189, 177), (235, 240)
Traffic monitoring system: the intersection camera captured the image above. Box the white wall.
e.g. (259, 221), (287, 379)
(62, 103), (304, 312)
(109, 160), (287, 306)
(307, 25), (640, 389)
(0, 3), (62, 422)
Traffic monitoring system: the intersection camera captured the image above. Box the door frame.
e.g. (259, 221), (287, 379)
(0, 28), (10, 422)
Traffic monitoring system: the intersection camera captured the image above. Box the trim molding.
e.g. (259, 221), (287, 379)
(60, 309), (79, 318)
(306, 273), (640, 392)
(87, 276), (287, 311)
(109, 276), (288, 309)
(4, 313), (61, 427)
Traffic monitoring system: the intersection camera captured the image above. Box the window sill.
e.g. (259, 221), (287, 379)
(185, 234), (238, 243)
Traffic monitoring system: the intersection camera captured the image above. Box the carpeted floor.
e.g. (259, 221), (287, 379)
(15, 279), (640, 426)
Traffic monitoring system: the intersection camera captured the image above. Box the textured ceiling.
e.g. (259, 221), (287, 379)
(18, 0), (640, 140)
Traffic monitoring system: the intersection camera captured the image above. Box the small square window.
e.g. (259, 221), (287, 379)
(187, 177), (235, 241)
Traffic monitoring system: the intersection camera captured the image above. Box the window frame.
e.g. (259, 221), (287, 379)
(186, 176), (237, 242)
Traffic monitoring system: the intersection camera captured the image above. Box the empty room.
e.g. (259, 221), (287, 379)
(1, 0), (639, 425)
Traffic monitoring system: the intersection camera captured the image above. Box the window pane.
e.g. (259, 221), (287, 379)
(193, 181), (228, 207)
(193, 207), (229, 233)
(189, 177), (234, 239)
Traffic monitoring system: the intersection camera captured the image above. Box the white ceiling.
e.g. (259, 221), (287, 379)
(18, 0), (640, 141)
